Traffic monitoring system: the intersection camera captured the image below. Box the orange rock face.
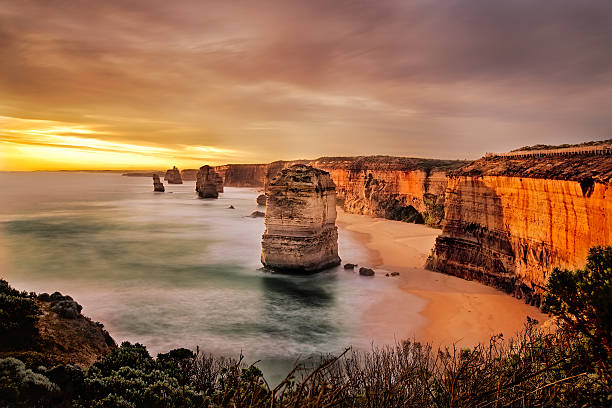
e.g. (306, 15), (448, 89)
(216, 157), (464, 226)
(428, 174), (612, 304)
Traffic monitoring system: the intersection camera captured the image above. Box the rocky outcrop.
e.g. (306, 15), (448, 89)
(164, 166), (183, 184)
(261, 164), (341, 272)
(153, 174), (165, 192)
(215, 173), (224, 193)
(427, 154), (612, 304)
(195, 165), (219, 198)
(181, 169), (199, 181)
(217, 157), (466, 226)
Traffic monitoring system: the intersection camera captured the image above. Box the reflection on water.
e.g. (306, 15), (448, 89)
(0, 172), (421, 382)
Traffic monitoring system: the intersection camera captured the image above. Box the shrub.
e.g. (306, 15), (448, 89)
(0, 279), (41, 347)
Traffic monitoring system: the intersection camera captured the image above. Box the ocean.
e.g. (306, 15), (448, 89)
(0, 172), (422, 381)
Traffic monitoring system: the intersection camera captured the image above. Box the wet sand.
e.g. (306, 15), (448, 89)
(336, 209), (547, 349)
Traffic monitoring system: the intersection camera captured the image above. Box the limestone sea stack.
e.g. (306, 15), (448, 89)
(261, 164), (341, 272)
(164, 166), (183, 184)
(215, 173), (224, 193)
(196, 165), (220, 198)
(153, 174), (165, 192)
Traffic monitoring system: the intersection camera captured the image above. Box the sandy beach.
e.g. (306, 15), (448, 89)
(337, 209), (547, 349)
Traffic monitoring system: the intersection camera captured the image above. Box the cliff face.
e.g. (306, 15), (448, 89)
(181, 169), (198, 181)
(427, 155), (612, 303)
(261, 164), (340, 272)
(215, 164), (269, 187)
(218, 157), (465, 226)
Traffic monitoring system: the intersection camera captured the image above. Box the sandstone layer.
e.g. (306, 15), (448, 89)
(195, 165), (220, 198)
(153, 174), (165, 192)
(427, 154), (612, 304)
(164, 166), (183, 184)
(216, 156), (465, 226)
(261, 164), (341, 272)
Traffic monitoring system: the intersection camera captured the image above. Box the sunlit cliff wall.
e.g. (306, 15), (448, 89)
(427, 155), (612, 304)
(216, 157), (465, 226)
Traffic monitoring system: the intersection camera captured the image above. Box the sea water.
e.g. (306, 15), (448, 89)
(0, 172), (422, 382)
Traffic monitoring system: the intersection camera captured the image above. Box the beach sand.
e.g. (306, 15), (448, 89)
(337, 209), (547, 349)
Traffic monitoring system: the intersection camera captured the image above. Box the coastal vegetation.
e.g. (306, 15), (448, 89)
(1, 247), (611, 407)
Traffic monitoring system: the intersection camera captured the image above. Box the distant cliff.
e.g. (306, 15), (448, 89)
(216, 156), (466, 226)
(427, 154), (612, 304)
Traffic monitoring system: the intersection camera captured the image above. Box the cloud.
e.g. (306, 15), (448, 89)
(1, 0), (611, 168)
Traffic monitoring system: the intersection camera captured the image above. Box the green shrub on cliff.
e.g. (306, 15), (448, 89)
(0, 279), (41, 347)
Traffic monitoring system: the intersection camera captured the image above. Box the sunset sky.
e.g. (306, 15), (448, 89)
(1, 0), (611, 170)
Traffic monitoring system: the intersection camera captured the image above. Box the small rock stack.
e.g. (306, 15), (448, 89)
(153, 174), (165, 192)
(164, 166), (183, 184)
(261, 164), (341, 272)
(196, 165), (220, 198)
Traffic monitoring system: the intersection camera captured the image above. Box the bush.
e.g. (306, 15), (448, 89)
(0, 279), (41, 347)
(0, 357), (59, 407)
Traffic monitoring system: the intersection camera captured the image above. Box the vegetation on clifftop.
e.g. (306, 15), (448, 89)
(1, 247), (611, 407)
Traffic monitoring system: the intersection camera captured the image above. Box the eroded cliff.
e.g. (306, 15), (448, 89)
(427, 154), (612, 304)
(216, 156), (465, 226)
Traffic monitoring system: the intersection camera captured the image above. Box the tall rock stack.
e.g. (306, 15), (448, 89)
(196, 165), (220, 198)
(164, 166), (183, 184)
(152, 174), (165, 192)
(215, 173), (224, 193)
(261, 164), (341, 272)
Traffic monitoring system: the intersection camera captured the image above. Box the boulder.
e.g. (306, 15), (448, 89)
(391, 272), (400, 277)
(343, 263), (356, 270)
(261, 164), (341, 272)
(228, 205), (235, 209)
(249, 211), (265, 218)
(153, 174), (165, 192)
(195, 165), (219, 198)
(359, 267), (375, 276)
(256, 194), (266, 206)
(164, 166), (183, 184)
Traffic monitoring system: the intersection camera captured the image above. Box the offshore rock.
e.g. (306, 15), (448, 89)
(359, 267), (375, 276)
(164, 166), (183, 184)
(195, 165), (219, 198)
(249, 211), (265, 218)
(153, 174), (165, 192)
(256, 194), (266, 206)
(261, 164), (341, 272)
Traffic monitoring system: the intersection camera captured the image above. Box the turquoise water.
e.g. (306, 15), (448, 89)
(0, 172), (419, 381)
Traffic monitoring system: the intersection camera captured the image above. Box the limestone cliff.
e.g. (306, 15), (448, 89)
(217, 157), (465, 226)
(261, 164), (341, 272)
(164, 166), (183, 184)
(215, 173), (224, 193)
(196, 165), (219, 198)
(215, 164), (268, 187)
(427, 154), (612, 304)
(181, 169), (199, 181)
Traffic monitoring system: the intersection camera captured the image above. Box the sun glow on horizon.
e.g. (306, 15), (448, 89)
(0, 116), (243, 171)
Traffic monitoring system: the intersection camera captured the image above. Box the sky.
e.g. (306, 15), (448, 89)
(1, 0), (611, 170)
